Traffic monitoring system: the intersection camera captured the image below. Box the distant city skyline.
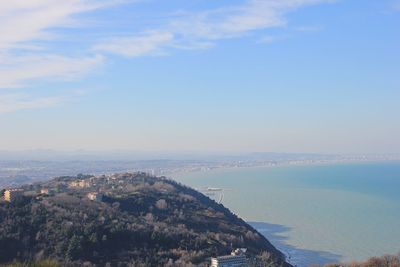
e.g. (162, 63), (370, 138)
(0, 0), (399, 154)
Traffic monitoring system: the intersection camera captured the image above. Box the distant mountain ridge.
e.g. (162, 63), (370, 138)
(0, 173), (290, 266)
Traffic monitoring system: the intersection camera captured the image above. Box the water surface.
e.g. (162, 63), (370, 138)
(175, 162), (400, 266)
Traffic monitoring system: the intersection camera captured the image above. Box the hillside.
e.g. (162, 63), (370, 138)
(314, 253), (400, 267)
(0, 173), (289, 266)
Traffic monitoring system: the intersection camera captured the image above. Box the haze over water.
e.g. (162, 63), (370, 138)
(176, 162), (400, 266)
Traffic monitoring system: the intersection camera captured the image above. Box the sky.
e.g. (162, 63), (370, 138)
(0, 0), (399, 154)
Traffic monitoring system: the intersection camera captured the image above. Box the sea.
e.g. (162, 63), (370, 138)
(174, 161), (400, 267)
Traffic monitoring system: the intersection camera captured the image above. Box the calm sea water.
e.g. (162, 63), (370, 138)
(175, 162), (400, 266)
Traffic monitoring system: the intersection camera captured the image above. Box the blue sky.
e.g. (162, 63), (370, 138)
(0, 0), (399, 153)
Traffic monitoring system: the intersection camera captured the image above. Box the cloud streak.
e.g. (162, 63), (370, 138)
(94, 31), (173, 57)
(95, 0), (334, 57)
(0, 54), (103, 89)
(0, 0), (124, 90)
(0, 93), (64, 113)
(0, 0), (125, 51)
(0, 0), (121, 111)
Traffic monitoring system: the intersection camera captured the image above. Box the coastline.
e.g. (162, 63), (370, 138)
(249, 222), (341, 267)
(174, 161), (400, 266)
(170, 158), (400, 179)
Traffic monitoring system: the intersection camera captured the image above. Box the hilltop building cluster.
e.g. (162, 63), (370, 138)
(69, 179), (91, 188)
(0, 172), (161, 203)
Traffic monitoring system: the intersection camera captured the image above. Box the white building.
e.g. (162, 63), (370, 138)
(211, 248), (247, 267)
(40, 188), (55, 195)
(87, 192), (103, 201)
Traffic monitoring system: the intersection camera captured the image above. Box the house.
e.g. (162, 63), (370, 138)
(211, 248), (248, 267)
(69, 179), (91, 188)
(40, 188), (55, 195)
(4, 189), (24, 202)
(87, 192), (103, 201)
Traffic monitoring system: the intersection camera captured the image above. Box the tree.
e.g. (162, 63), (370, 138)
(66, 235), (83, 261)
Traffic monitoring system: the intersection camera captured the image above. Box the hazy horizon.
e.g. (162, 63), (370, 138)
(0, 149), (398, 162)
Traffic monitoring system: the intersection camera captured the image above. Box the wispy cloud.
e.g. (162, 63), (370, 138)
(0, 1), (124, 51)
(94, 31), (173, 57)
(0, 54), (103, 89)
(0, 0), (335, 112)
(94, 0), (334, 57)
(0, 0), (125, 89)
(175, 0), (334, 40)
(0, 0), (121, 111)
(0, 93), (64, 113)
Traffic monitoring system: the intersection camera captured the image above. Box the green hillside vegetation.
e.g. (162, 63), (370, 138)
(0, 173), (288, 267)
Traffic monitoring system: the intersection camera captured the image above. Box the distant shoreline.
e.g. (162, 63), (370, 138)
(171, 158), (400, 178)
(1, 157), (399, 189)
